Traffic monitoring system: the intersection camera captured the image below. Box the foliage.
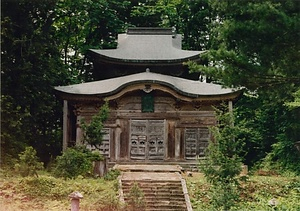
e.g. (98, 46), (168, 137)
(104, 169), (121, 181)
(127, 182), (146, 211)
(81, 101), (109, 149)
(285, 89), (300, 108)
(234, 93), (300, 174)
(14, 147), (44, 177)
(191, 0), (300, 91)
(200, 108), (243, 210)
(130, 0), (211, 50)
(1, 0), (71, 164)
(2, 0), (299, 178)
(0, 171), (120, 210)
(187, 0), (300, 174)
(187, 173), (300, 211)
(53, 146), (102, 179)
(53, 0), (131, 81)
(1, 0), (128, 164)
(1, 169), (299, 211)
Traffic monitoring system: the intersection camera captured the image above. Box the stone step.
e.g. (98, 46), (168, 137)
(122, 184), (182, 189)
(110, 162), (199, 172)
(145, 204), (187, 210)
(123, 189), (185, 196)
(122, 184), (184, 194)
(144, 208), (187, 211)
(122, 180), (182, 183)
(125, 199), (186, 205)
(124, 192), (184, 197)
(118, 166), (191, 211)
(145, 209), (186, 211)
(122, 182), (182, 186)
(123, 191), (184, 197)
(124, 195), (185, 201)
(122, 185), (183, 190)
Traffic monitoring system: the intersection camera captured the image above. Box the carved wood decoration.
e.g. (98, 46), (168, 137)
(130, 120), (165, 160)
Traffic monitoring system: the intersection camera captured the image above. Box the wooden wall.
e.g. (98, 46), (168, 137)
(68, 89), (217, 163)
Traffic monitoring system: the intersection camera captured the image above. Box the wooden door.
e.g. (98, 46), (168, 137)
(130, 120), (165, 160)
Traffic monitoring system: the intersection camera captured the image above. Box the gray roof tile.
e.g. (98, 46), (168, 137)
(89, 28), (204, 62)
(55, 72), (240, 98)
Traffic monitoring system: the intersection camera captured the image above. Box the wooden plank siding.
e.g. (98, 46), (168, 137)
(66, 88), (219, 164)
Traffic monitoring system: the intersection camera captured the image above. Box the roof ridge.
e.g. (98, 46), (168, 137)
(127, 27), (173, 35)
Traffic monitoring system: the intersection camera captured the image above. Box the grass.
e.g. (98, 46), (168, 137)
(0, 168), (299, 211)
(0, 169), (121, 211)
(185, 172), (300, 211)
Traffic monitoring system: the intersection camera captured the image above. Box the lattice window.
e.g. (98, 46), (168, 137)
(142, 93), (154, 112)
(86, 128), (110, 158)
(185, 128), (210, 160)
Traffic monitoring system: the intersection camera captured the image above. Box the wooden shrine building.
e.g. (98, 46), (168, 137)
(55, 27), (242, 166)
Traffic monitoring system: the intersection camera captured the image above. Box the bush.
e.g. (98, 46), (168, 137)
(200, 108), (243, 210)
(14, 146), (44, 177)
(127, 183), (146, 211)
(104, 169), (121, 181)
(53, 146), (102, 178)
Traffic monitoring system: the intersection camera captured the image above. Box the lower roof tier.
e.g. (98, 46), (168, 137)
(54, 72), (242, 102)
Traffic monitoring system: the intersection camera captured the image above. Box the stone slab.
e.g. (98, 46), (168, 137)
(121, 172), (181, 181)
(114, 164), (182, 173)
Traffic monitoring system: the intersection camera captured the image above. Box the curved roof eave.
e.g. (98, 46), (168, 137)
(54, 72), (242, 101)
(89, 49), (204, 65)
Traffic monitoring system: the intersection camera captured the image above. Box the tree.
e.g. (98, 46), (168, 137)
(193, 0), (300, 91)
(53, 0), (131, 81)
(81, 101), (109, 149)
(1, 0), (129, 164)
(189, 0), (300, 173)
(200, 107), (243, 210)
(1, 0), (71, 164)
(130, 0), (212, 51)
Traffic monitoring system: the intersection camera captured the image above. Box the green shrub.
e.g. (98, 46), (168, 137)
(128, 182), (146, 211)
(53, 146), (102, 178)
(104, 169), (121, 181)
(200, 108), (243, 210)
(81, 101), (109, 149)
(14, 146), (44, 177)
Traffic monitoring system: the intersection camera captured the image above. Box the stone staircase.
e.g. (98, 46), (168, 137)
(116, 165), (192, 211)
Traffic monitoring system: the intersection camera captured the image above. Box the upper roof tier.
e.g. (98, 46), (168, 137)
(89, 27), (204, 64)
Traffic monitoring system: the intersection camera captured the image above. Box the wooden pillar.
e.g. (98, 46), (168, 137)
(115, 119), (121, 161)
(164, 119), (168, 159)
(228, 100), (234, 127)
(175, 128), (181, 160)
(63, 100), (68, 151)
(76, 115), (83, 145)
(228, 100), (233, 113)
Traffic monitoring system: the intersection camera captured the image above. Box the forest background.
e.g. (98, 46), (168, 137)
(1, 0), (300, 174)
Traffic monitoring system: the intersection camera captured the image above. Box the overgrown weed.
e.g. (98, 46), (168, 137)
(186, 173), (300, 210)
